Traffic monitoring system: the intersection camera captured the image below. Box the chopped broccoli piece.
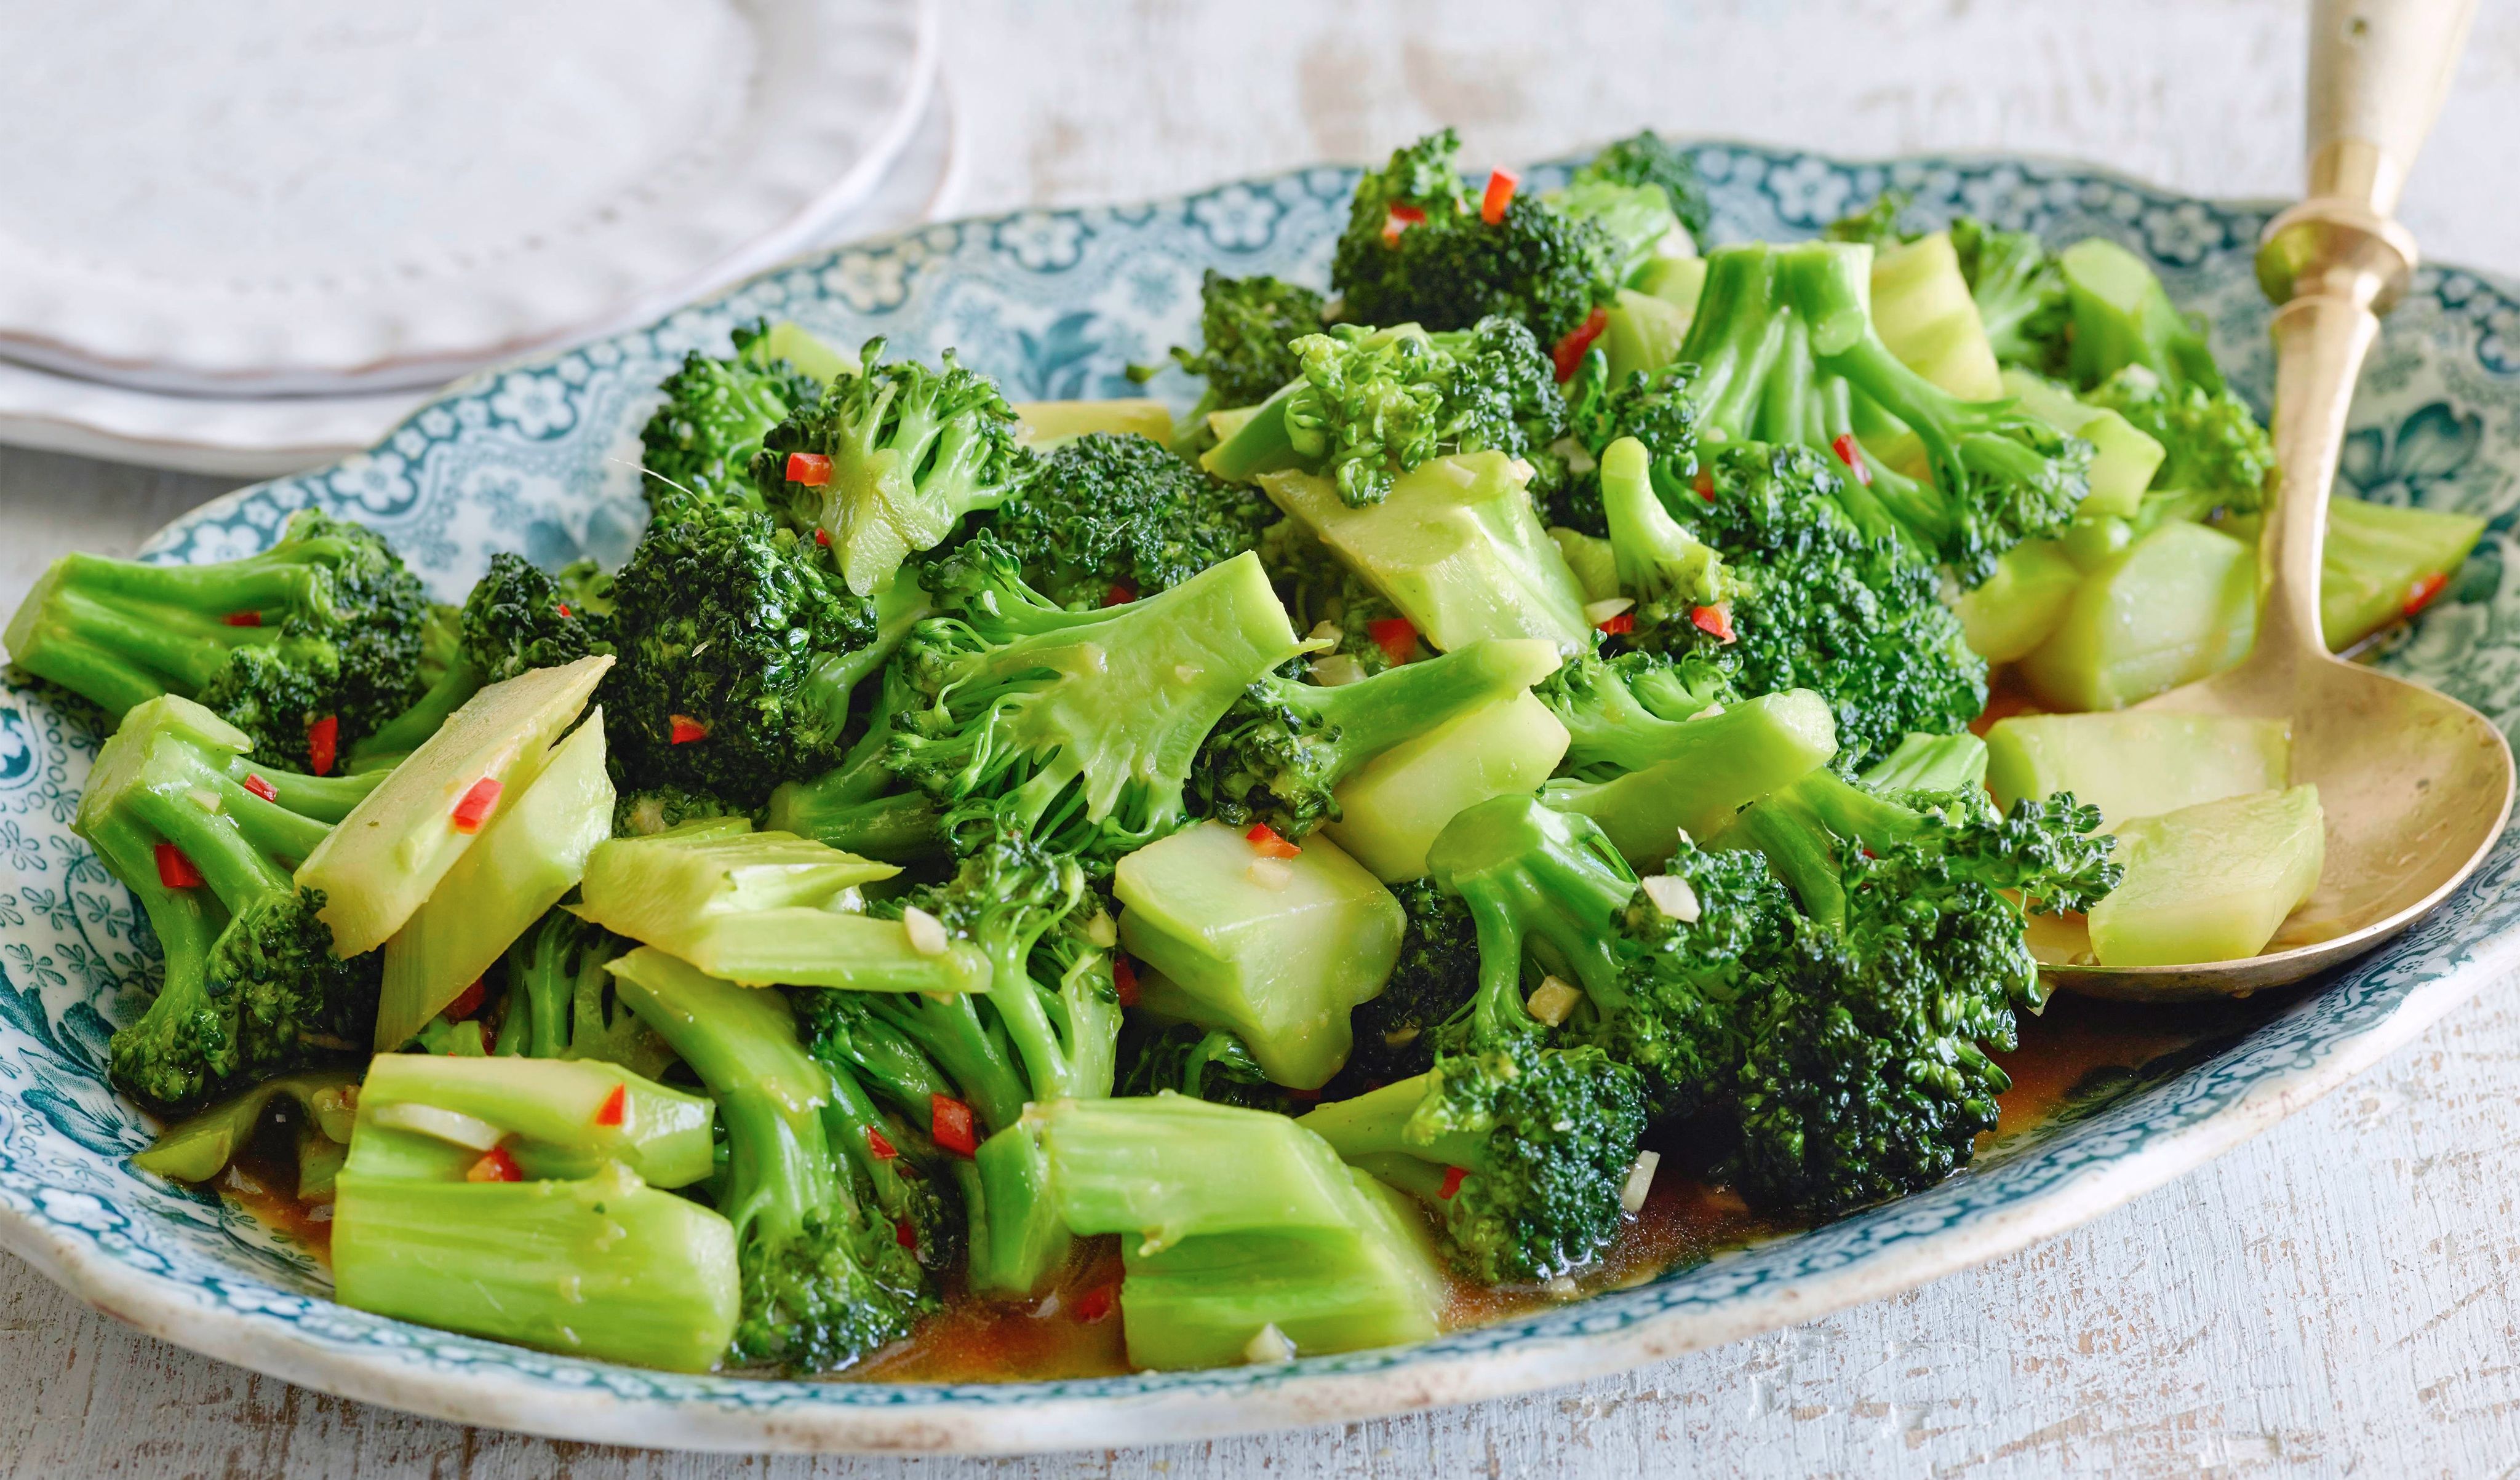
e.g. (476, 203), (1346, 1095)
(1571, 130), (1713, 241)
(1329, 878), (1480, 1093)
(1554, 355), (1704, 535)
(639, 320), (829, 512)
(1116, 1020), (1295, 1112)
(1331, 129), (1619, 346)
(491, 909), (676, 1080)
(1205, 317), (1565, 507)
(2084, 365), (2275, 511)
(1256, 517), (1412, 679)
(755, 338), (1032, 597)
(75, 697), (386, 1110)
(1166, 270), (1329, 411)
(2059, 237), (2226, 394)
(1952, 218), (2070, 378)
(6, 509), (430, 768)
(985, 432), (1273, 610)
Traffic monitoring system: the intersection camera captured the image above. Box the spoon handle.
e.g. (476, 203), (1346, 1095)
(2251, 0), (2473, 668)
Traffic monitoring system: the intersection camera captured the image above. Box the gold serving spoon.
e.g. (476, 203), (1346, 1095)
(2046, 0), (2513, 1001)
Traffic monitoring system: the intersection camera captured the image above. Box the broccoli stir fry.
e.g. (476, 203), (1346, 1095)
(15, 129), (2471, 1382)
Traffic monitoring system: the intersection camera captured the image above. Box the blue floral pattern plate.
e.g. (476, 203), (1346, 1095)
(2, 146), (2516, 1454)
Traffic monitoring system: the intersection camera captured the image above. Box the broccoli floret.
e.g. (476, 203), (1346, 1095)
(1952, 218), (2070, 378)
(1534, 648), (1736, 781)
(1680, 241), (2093, 584)
(74, 697), (386, 1109)
(490, 909), (674, 1079)
(984, 432), (1272, 610)
(1822, 189), (1916, 247)
(613, 782), (753, 838)
(1329, 879), (1480, 1093)
(882, 531), (1304, 864)
(1553, 356), (1703, 535)
(1204, 317), (1566, 507)
(1256, 518), (1411, 679)
(1192, 637), (1562, 838)
(1331, 130), (1617, 347)
(1571, 130), (1712, 242)
(640, 320), (829, 512)
(1115, 1020), (1294, 1112)
(754, 338), (1032, 597)
(1299, 795), (1650, 1284)
(605, 494), (911, 807)
(1594, 434), (1732, 629)
(607, 947), (934, 1371)
(1633, 443), (1985, 769)
(1166, 270), (1329, 411)
(6, 509), (430, 768)
(2084, 365), (2275, 513)
(2059, 238), (2225, 395)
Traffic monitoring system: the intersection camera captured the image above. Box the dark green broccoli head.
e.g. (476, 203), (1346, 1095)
(639, 322), (824, 513)
(1535, 648), (1737, 783)
(612, 783), (752, 838)
(606, 495), (880, 806)
(1280, 318), (1565, 507)
(1331, 878), (1479, 1093)
(754, 338), (1032, 597)
(1170, 269), (1329, 410)
(984, 432), (1272, 610)
(1574, 130), (1713, 239)
(1416, 1036), (1648, 1284)
(1333, 130), (1617, 346)
(1116, 1020), (1296, 1112)
(458, 552), (616, 685)
(1641, 444), (1985, 769)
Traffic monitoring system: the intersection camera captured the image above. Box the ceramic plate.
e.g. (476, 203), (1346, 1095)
(0, 81), (966, 480)
(0, 0), (935, 396)
(1, 146), (2516, 1455)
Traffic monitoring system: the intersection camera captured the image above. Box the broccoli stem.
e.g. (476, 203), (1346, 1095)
(1295, 1073), (1491, 1176)
(347, 651), (482, 771)
(1198, 381), (1305, 483)
(858, 993), (1031, 1134)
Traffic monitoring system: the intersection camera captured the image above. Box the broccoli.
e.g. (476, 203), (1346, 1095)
(1203, 317), (1566, 507)
(489, 909), (675, 1079)
(613, 782), (754, 838)
(639, 320), (830, 512)
(1952, 217), (2070, 378)
(1256, 517), (1413, 680)
(606, 947), (935, 1372)
(1571, 130), (1712, 242)
(1331, 129), (1618, 347)
(2058, 237), (2225, 395)
(882, 531), (1306, 864)
(1553, 355), (1703, 535)
(754, 338), (1032, 597)
(6, 509), (431, 770)
(983, 432), (1273, 610)
(1628, 443), (1985, 769)
(1678, 240), (2093, 584)
(1192, 637), (1563, 838)
(1165, 269), (1329, 412)
(1593, 434), (1732, 629)
(1115, 1020), (1294, 1112)
(2084, 365), (2275, 514)
(605, 493), (914, 807)
(1298, 795), (1650, 1284)
(1328, 878), (1479, 1094)
(759, 682), (948, 862)
(1534, 648), (1736, 781)
(73, 696), (386, 1110)
(350, 552), (618, 769)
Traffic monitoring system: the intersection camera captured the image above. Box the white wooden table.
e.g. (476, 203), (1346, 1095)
(6, 2), (2520, 1473)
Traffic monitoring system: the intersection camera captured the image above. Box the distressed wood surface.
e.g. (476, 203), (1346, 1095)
(5, 1), (2520, 1473)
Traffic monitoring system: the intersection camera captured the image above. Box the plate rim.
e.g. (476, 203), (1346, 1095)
(5, 141), (2516, 1455)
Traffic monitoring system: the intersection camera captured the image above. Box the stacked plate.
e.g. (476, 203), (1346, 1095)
(0, 0), (951, 474)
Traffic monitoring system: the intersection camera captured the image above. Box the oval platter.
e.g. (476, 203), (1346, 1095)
(0, 145), (2516, 1455)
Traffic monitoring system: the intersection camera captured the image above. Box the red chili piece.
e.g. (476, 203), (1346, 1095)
(1071, 1284), (1117, 1323)
(1693, 465), (1715, 502)
(1112, 954), (1139, 1008)
(1689, 603), (1736, 643)
(1104, 583), (1136, 608)
(450, 777), (503, 833)
(466, 1147), (522, 1184)
(1438, 1165), (1467, 1200)
(1597, 612), (1636, 637)
(1245, 822), (1301, 859)
(786, 451), (833, 488)
(1552, 308), (1610, 383)
(555, 603), (572, 619)
(594, 1083), (628, 1128)
(866, 1125), (900, 1161)
(154, 843), (204, 889)
(1480, 167), (1520, 225)
(931, 1094), (978, 1158)
(1366, 616), (1418, 666)
(2404, 571), (2450, 617)
(306, 715), (338, 777)
(1828, 433), (1873, 485)
(223, 611), (262, 627)
(241, 773), (278, 803)
(1380, 202), (1427, 247)
(895, 1220), (919, 1251)
(444, 978), (487, 1022)
(814, 527), (832, 547)
(669, 714), (709, 745)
